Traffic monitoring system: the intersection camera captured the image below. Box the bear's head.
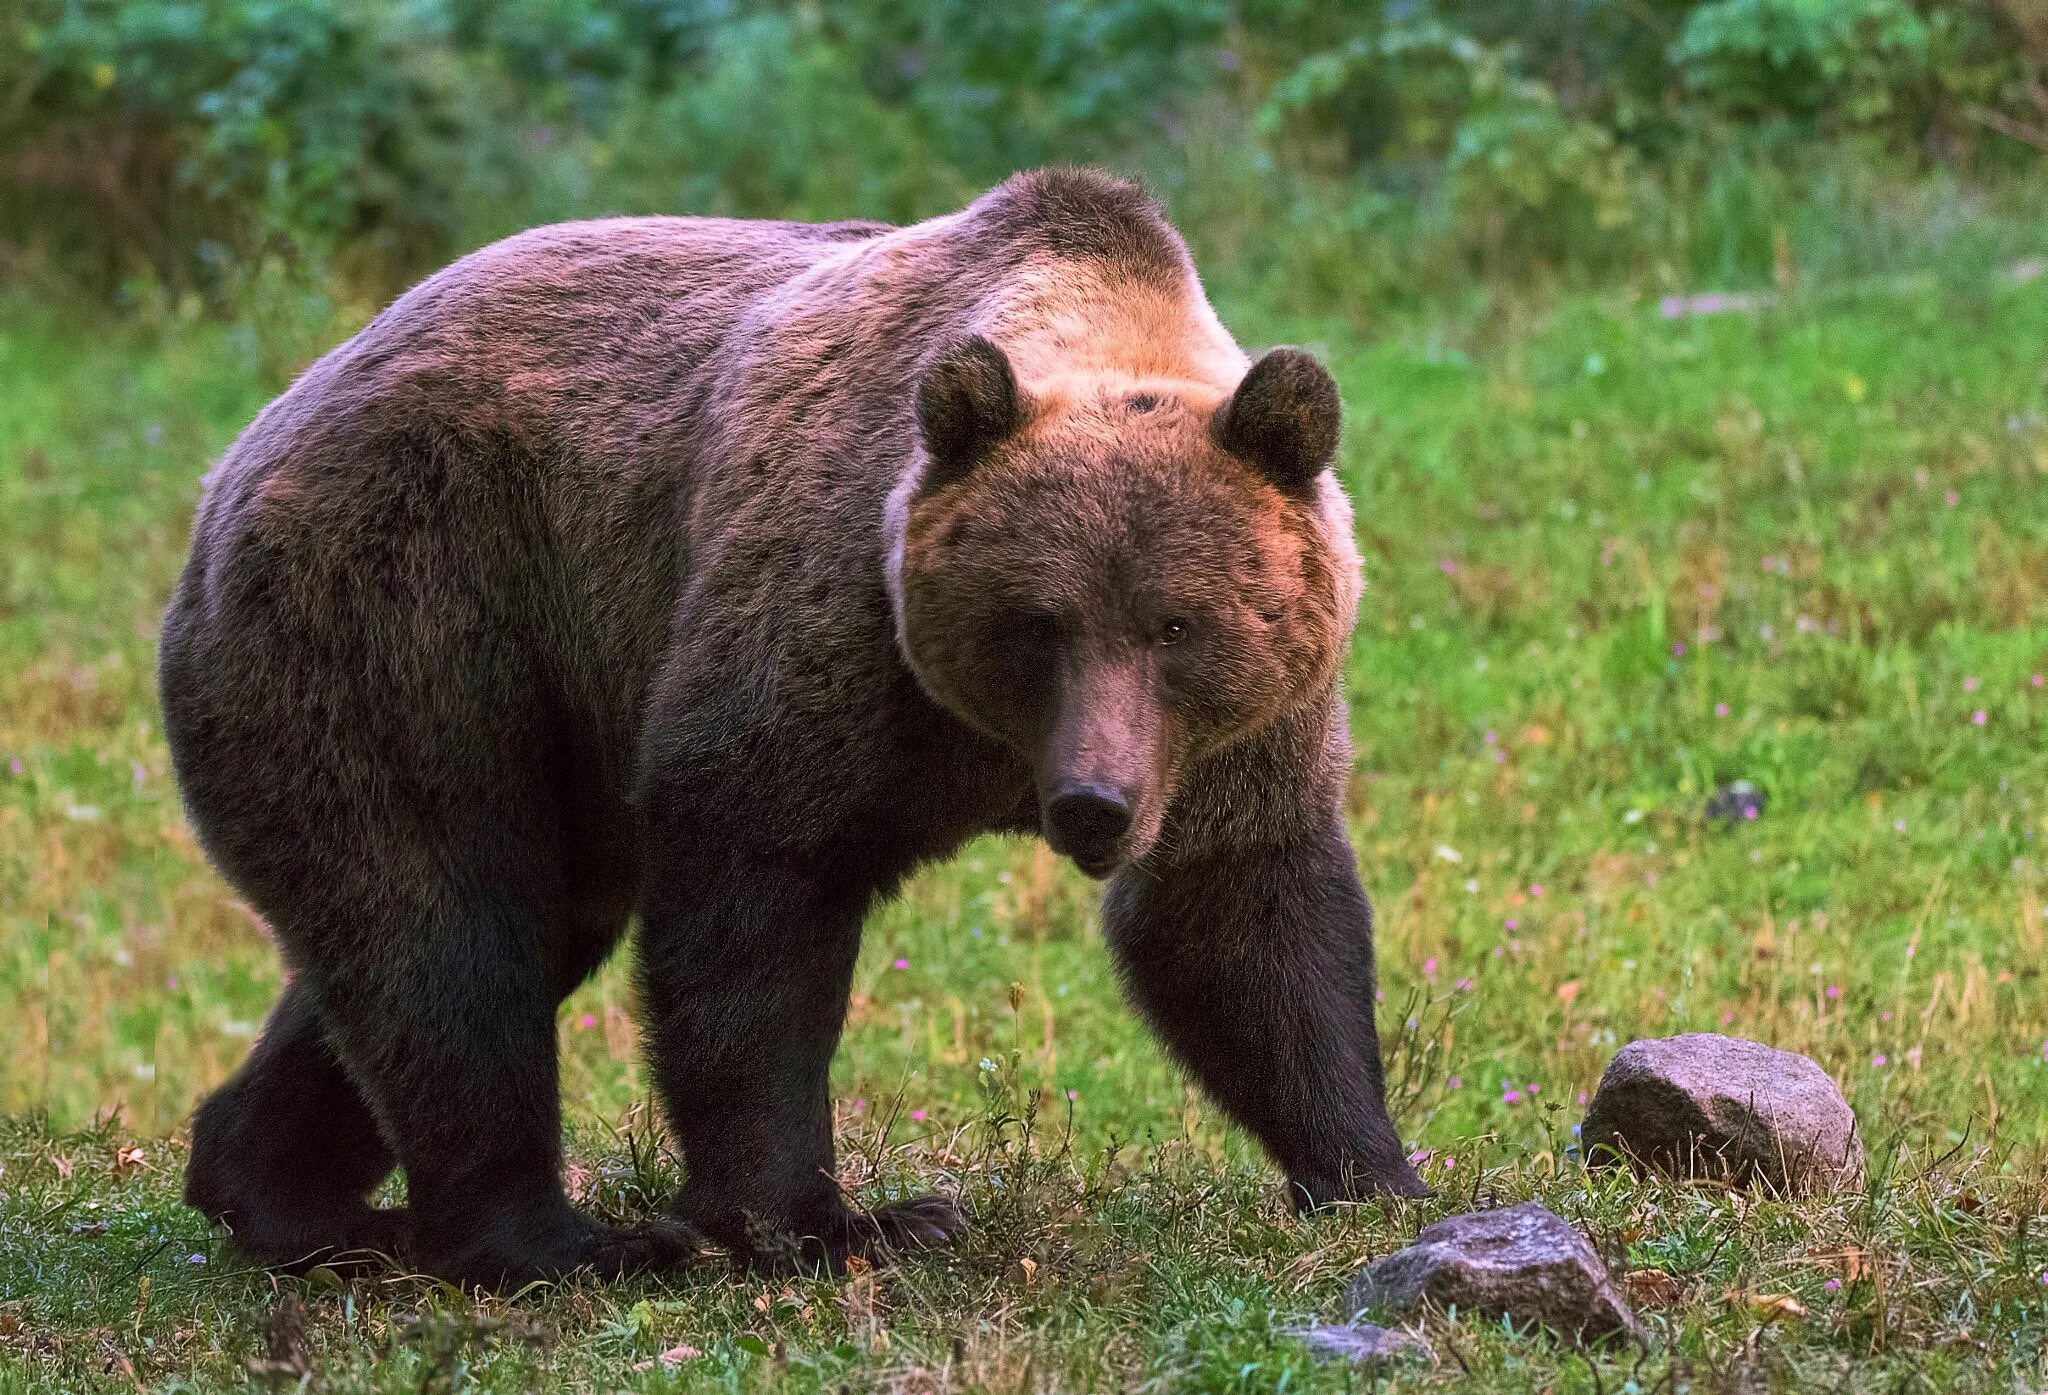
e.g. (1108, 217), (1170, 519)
(889, 336), (1361, 877)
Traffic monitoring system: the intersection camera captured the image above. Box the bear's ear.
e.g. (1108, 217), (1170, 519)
(917, 335), (1020, 491)
(1211, 347), (1341, 495)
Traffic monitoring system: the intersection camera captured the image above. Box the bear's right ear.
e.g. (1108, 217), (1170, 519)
(917, 335), (1020, 491)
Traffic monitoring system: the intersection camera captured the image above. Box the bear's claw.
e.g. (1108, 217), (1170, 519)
(859, 1194), (967, 1254)
(715, 1193), (968, 1273)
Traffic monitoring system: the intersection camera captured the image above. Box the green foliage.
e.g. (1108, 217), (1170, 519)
(1256, 21), (1636, 274)
(3, 2), (2043, 299)
(9, 1), (484, 272)
(1672, 0), (1936, 125)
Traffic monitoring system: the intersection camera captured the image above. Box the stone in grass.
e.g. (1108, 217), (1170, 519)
(1343, 1203), (1643, 1346)
(1284, 1322), (1430, 1367)
(1705, 779), (1766, 824)
(1583, 1034), (1863, 1195)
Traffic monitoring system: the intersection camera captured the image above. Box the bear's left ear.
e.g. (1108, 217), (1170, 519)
(917, 335), (1021, 491)
(1211, 347), (1341, 495)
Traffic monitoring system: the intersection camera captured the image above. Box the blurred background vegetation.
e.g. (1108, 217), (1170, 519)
(5, 0), (2047, 318)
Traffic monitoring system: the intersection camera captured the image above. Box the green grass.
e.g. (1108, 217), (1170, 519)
(3, 245), (2047, 1390)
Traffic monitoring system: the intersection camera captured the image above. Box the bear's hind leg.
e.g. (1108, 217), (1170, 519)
(315, 882), (694, 1289)
(185, 979), (408, 1271)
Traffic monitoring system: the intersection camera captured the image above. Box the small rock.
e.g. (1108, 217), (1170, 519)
(1285, 1322), (1430, 1366)
(1344, 1203), (1642, 1345)
(1583, 1034), (1863, 1195)
(1705, 779), (1765, 823)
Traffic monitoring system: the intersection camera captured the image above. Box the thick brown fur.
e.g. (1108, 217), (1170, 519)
(160, 168), (1424, 1289)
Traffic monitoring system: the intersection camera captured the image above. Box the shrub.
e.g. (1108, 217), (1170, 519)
(1, 1), (2042, 302)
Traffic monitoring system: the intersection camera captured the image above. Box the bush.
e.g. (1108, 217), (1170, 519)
(1672, 0), (1936, 125)
(1, 1), (2042, 303)
(6, 1), (493, 282)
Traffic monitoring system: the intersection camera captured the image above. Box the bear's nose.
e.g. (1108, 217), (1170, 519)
(1043, 784), (1133, 872)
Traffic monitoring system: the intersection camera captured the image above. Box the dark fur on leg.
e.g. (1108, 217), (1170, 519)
(313, 887), (695, 1289)
(185, 979), (408, 1272)
(1103, 718), (1427, 1207)
(638, 845), (966, 1274)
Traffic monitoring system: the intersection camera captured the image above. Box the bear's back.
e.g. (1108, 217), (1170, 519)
(165, 173), (1237, 805)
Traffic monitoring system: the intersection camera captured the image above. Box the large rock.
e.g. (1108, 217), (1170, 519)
(1343, 1203), (1642, 1345)
(1582, 1033), (1863, 1195)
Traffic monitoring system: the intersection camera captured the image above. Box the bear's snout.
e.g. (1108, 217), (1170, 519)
(1043, 782), (1134, 876)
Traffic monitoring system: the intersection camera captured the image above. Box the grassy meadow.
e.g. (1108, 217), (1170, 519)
(3, 239), (2048, 1390)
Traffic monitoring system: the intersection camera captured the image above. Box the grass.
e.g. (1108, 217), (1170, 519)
(2, 234), (2047, 1390)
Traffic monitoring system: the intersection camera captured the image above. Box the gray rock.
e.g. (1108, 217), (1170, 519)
(1343, 1203), (1642, 1345)
(1284, 1322), (1430, 1366)
(1582, 1033), (1863, 1195)
(1704, 779), (1766, 824)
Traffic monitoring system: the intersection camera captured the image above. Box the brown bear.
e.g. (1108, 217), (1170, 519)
(159, 167), (1427, 1287)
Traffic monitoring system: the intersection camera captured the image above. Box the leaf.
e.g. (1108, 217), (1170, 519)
(1808, 1246), (1872, 1280)
(1748, 1292), (1807, 1322)
(1622, 1268), (1682, 1306)
(736, 1334), (770, 1357)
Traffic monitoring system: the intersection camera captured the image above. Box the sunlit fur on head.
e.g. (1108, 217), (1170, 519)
(888, 381), (1358, 868)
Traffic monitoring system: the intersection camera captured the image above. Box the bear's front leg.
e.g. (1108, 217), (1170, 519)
(1103, 814), (1428, 1206)
(637, 852), (964, 1271)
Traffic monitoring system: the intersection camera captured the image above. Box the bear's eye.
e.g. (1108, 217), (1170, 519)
(1156, 617), (1191, 647)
